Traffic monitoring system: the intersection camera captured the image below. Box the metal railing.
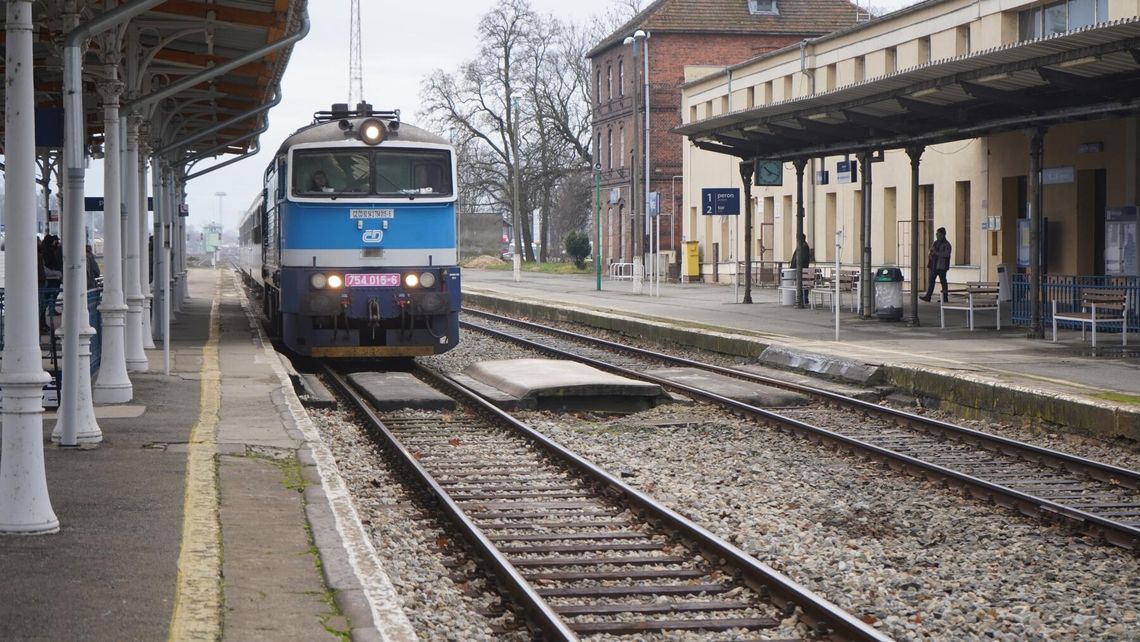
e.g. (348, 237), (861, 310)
(0, 286), (104, 380)
(1011, 274), (1139, 331)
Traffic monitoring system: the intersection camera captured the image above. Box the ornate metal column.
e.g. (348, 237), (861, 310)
(93, 70), (134, 403)
(139, 129), (156, 349)
(740, 159), (755, 304)
(793, 158), (808, 308)
(0, 0), (59, 534)
(1028, 128), (1047, 339)
(123, 112), (147, 370)
(905, 145), (925, 327)
(859, 150), (874, 318)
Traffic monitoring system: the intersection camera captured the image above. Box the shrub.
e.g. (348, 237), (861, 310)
(564, 230), (591, 269)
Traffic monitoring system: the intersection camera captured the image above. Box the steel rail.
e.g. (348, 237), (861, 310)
(413, 361), (891, 642)
(461, 309), (1140, 550)
(319, 364), (579, 641)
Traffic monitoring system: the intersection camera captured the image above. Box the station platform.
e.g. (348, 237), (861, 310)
(0, 267), (410, 642)
(461, 268), (1140, 441)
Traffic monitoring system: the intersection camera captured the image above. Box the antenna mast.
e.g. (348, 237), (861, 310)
(348, 0), (363, 104)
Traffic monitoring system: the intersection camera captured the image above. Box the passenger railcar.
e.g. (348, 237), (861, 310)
(244, 102), (460, 357)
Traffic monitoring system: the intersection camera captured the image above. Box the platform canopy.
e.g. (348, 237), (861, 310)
(675, 18), (1140, 160)
(0, 0), (307, 164)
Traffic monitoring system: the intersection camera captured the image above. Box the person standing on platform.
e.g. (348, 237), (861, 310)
(790, 233), (812, 305)
(920, 227), (952, 302)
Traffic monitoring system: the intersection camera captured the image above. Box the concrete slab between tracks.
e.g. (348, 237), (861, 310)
(461, 274), (1140, 441)
(645, 367), (811, 407)
(462, 358), (668, 413)
(349, 371), (458, 412)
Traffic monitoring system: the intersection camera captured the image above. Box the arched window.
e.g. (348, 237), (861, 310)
(607, 129), (613, 169)
(619, 126), (625, 167)
(618, 60), (625, 97)
(607, 65), (613, 100)
(595, 69), (602, 104)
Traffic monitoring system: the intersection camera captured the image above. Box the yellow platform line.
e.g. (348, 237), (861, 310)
(169, 272), (223, 641)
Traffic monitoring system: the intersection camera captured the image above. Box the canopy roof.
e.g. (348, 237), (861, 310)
(675, 18), (1140, 159)
(0, 0), (307, 163)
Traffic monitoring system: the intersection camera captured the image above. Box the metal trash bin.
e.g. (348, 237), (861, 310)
(873, 267), (904, 321)
(996, 263), (1011, 302)
(780, 268), (797, 306)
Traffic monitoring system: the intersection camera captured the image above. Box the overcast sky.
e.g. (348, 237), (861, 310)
(170, 0), (916, 232)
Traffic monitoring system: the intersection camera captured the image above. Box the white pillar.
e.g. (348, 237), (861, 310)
(52, 326), (101, 443)
(1, 0), (60, 534)
(59, 17), (102, 446)
(139, 139), (155, 349)
(93, 75), (134, 404)
(123, 114), (148, 370)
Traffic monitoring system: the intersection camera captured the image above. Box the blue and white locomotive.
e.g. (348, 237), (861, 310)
(240, 102), (460, 357)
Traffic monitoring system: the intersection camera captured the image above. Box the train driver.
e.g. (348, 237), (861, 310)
(310, 170), (334, 193)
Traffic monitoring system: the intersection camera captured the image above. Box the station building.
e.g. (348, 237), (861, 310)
(588, 0), (864, 276)
(676, 0), (1139, 326)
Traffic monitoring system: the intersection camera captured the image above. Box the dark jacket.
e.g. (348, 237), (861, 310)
(928, 237), (952, 271)
(791, 239), (811, 269)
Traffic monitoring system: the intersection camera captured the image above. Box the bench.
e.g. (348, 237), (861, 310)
(1051, 288), (1130, 347)
(940, 281), (1000, 330)
(810, 270), (859, 312)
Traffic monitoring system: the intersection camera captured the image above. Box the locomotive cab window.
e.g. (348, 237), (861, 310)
(292, 148), (452, 198)
(375, 150), (451, 196)
(293, 150), (371, 195)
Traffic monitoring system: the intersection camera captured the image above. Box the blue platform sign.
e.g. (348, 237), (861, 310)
(701, 188), (740, 216)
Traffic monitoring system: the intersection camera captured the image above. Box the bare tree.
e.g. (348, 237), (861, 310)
(420, 0), (646, 264)
(421, 0), (542, 261)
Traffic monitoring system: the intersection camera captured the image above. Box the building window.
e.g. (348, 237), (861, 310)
(885, 46), (897, 74)
(854, 56), (865, 83)
(607, 65), (613, 100)
(918, 36), (931, 64)
(956, 25), (971, 55)
(607, 129), (613, 169)
(595, 69), (601, 104)
(618, 60), (625, 96)
(748, 0), (778, 15)
(619, 126), (626, 167)
(1019, 0), (1107, 41)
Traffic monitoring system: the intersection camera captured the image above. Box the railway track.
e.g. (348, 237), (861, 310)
(460, 307), (1140, 550)
(320, 361), (888, 641)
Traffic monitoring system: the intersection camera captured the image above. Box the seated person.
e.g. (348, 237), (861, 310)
(309, 170), (334, 193)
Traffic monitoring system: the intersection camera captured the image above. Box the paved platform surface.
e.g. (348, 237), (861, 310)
(0, 268), (414, 642)
(462, 269), (1140, 439)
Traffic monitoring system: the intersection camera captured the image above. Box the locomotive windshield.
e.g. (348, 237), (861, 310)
(292, 148), (452, 198)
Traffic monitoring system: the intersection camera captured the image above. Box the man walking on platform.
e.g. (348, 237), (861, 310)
(920, 227), (952, 302)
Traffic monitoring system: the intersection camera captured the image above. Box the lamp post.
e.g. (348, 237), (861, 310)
(595, 163), (602, 291)
(214, 191), (225, 267)
(510, 97), (522, 282)
(623, 29), (647, 295)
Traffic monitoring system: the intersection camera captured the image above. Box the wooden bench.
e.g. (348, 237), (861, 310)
(810, 270), (859, 312)
(1051, 288), (1130, 347)
(940, 281), (1000, 330)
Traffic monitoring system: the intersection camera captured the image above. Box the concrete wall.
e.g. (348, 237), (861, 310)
(459, 212), (505, 260)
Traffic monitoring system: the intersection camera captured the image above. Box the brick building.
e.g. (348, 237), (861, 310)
(588, 0), (863, 278)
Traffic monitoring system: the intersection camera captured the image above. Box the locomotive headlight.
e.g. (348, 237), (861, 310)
(418, 271), (436, 288)
(326, 274), (344, 289)
(310, 273), (328, 289)
(404, 273), (419, 288)
(359, 118), (385, 145)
